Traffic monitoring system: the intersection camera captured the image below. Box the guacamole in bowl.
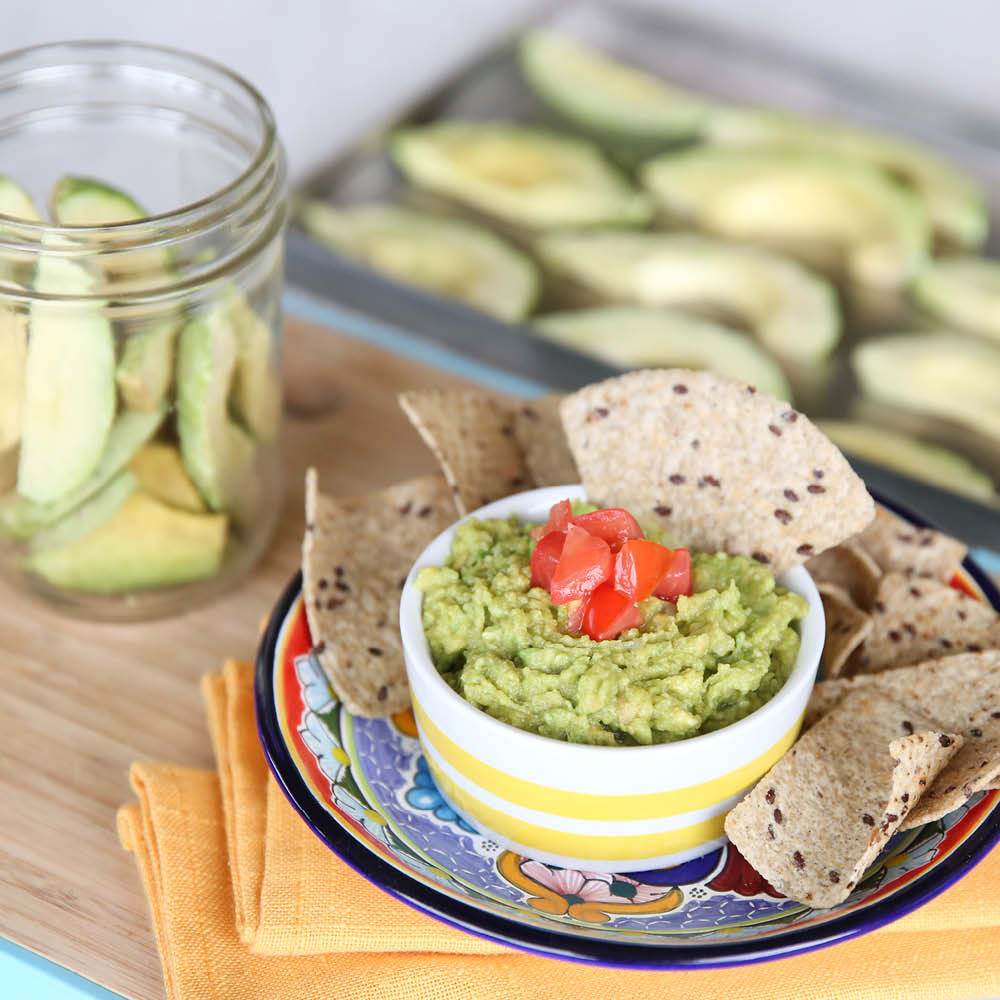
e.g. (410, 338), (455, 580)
(415, 506), (809, 746)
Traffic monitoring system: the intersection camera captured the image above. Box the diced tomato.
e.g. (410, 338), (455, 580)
(653, 548), (692, 601)
(571, 508), (643, 551)
(530, 498), (573, 541)
(549, 524), (613, 604)
(530, 530), (566, 590)
(582, 582), (644, 641)
(613, 539), (672, 602)
(566, 598), (586, 636)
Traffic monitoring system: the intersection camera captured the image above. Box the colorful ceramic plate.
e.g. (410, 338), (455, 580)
(255, 497), (1000, 968)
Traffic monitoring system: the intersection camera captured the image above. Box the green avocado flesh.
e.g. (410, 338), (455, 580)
(28, 469), (137, 553)
(534, 306), (792, 401)
(0, 177), (41, 221)
(852, 333), (1000, 442)
(519, 30), (708, 142)
(25, 490), (227, 593)
(227, 295), (281, 442)
(817, 420), (995, 502)
(299, 200), (539, 322)
(129, 443), (206, 513)
(536, 231), (839, 364)
(392, 121), (653, 229)
(911, 256), (1000, 343)
(416, 516), (808, 746)
(706, 109), (987, 249)
(640, 146), (930, 287)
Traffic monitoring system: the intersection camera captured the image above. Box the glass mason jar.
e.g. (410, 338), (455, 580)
(0, 41), (287, 620)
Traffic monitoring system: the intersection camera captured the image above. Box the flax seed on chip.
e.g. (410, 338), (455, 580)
(857, 505), (968, 582)
(560, 369), (874, 573)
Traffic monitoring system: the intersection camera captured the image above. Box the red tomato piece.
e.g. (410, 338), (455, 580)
(582, 582), (644, 641)
(529, 530), (566, 590)
(571, 508), (643, 551)
(566, 598), (586, 636)
(613, 539), (672, 602)
(530, 498), (573, 541)
(549, 524), (612, 604)
(653, 548), (693, 601)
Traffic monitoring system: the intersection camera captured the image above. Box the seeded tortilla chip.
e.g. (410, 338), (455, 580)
(850, 573), (1000, 675)
(560, 370), (875, 573)
(819, 586), (873, 679)
(804, 651), (1000, 828)
(399, 389), (531, 517)
(857, 505), (968, 582)
(302, 468), (454, 717)
(807, 540), (882, 609)
(725, 689), (962, 908)
(513, 393), (579, 488)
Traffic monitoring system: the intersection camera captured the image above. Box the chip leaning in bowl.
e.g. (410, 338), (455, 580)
(415, 497), (809, 746)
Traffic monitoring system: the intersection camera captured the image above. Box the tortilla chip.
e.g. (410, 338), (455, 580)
(302, 468), (454, 717)
(803, 651), (1000, 828)
(807, 540), (882, 609)
(857, 506), (968, 582)
(850, 573), (1000, 675)
(513, 394), (579, 488)
(560, 370), (875, 573)
(819, 587), (873, 679)
(725, 689), (962, 907)
(399, 389), (531, 517)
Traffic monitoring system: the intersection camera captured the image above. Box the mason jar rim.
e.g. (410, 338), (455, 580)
(0, 38), (278, 235)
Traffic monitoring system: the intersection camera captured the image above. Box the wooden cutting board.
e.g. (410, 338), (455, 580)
(0, 316), (474, 1000)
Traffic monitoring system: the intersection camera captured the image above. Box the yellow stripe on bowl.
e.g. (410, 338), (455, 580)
(413, 699), (801, 823)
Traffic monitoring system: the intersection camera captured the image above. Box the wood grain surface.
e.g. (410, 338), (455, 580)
(0, 317), (471, 1000)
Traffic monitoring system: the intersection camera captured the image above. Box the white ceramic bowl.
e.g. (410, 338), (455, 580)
(400, 485), (824, 873)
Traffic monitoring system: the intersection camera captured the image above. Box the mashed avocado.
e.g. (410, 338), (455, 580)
(415, 515), (809, 746)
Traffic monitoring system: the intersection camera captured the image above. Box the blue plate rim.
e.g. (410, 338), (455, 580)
(254, 491), (1000, 969)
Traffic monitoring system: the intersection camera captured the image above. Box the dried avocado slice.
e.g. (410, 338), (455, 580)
(24, 490), (227, 593)
(817, 419), (995, 503)
(533, 306), (792, 401)
(299, 200), (539, 321)
(852, 333), (1000, 442)
(706, 108), (987, 249)
(640, 146), (930, 287)
(911, 256), (1000, 343)
(518, 30), (708, 142)
(18, 253), (116, 503)
(536, 231), (839, 364)
(392, 121), (653, 229)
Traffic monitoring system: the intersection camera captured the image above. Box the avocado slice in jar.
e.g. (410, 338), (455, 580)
(391, 121), (653, 229)
(705, 108), (987, 250)
(852, 333), (1000, 441)
(817, 419), (995, 502)
(518, 30), (709, 143)
(17, 251), (116, 503)
(298, 200), (540, 322)
(24, 489), (228, 593)
(536, 231), (840, 364)
(224, 293), (281, 443)
(640, 145), (930, 287)
(128, 443), (206, 513)
(533, 305), (792, 401)
(911, 256), (1000, 343)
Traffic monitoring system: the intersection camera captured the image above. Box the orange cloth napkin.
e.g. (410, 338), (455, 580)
(119, 661), (1000, 1000)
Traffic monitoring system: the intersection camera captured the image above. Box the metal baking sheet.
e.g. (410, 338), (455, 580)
(287, 0), (1000, 534)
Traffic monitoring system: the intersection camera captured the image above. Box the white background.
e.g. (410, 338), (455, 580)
(6, 0), (1000, 183)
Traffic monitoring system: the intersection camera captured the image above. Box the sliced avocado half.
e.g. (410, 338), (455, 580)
(18, 252), (116, 503)
(911, 256), (1000, 343)
(518, 30), (708, 142)
(640, 145), (930, 287)
(534, 306), (792, 401)
(852, 333), (1000, 441)
(536, 231), (839, 364)
(298, 200), (540, 322)
(176, 309), (257, 513)
(818, 419), (995, 503)
(1, 403), (166, 538)
(392, 121), (653, 229)
(706, 109), (987, 249)
(24, 490), (227, 593)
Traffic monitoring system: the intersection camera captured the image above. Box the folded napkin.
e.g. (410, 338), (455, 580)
(119, 661), (1000, 1000)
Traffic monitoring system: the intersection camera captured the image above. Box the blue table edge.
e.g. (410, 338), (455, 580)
(4, 284), (999, 998)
